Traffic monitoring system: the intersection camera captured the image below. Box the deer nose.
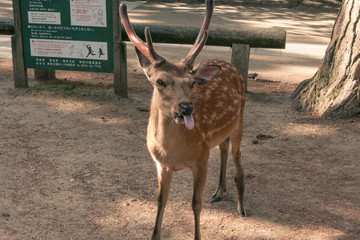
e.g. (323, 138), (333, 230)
(179, 102), (194, 115)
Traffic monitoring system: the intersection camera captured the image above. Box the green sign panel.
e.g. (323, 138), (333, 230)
(20, 0), (114, 73)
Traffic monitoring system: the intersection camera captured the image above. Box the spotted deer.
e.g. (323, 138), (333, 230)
(120, 0), (246, 239)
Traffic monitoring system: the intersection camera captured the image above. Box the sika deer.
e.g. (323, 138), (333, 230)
(120, 1), (246, 239)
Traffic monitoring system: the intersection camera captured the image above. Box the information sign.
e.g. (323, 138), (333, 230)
(20, 0), (114, 73)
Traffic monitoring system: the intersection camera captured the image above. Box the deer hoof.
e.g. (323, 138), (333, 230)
(238, 208), (247, 217)
(209, 195), (222, 203)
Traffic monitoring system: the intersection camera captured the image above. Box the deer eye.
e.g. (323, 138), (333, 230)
(156, 79), (165, 87)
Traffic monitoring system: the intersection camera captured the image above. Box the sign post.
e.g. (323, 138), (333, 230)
(12, 0), (127, 97)
(12, 0), (28, 88)
(112, 0), (127, 97)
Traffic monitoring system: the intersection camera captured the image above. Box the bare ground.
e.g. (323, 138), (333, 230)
(1, 58), (360, 240)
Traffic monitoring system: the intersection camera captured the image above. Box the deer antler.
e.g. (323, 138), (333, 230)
(120, 3), (166, 66)
(182, 0), (214, 69)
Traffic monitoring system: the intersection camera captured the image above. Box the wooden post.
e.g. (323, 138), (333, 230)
(113, 0), (128, 97)
(35, 69), (56, 81)
(12, 0), (28, 88)
(231, 44), (250, 91)
(123, 24), (286, 49)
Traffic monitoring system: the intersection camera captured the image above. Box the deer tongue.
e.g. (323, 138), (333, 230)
(183, 114), (194, 130)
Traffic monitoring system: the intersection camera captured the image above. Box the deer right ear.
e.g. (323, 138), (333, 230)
(135, 47), (153, 78)
(135, 47), (152, 69)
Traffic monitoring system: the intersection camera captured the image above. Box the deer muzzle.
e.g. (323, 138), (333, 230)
(174, 102), (195, 130)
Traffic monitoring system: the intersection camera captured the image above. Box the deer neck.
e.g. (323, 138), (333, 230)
(148, 92), (181, 146)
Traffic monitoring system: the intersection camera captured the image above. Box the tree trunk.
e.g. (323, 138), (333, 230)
(292, 0), (360, 118)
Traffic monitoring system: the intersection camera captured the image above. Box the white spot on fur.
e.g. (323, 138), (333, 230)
(216, 101), (224, 108)
(227, 106), (235, 112)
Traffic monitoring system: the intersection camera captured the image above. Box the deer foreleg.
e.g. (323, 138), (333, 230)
(192, 155), (209, 240)
(152, 166), (173, 240)
(210, 138), (229, 203)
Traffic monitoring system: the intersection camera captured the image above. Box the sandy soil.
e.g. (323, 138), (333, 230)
(1, 57), (359, 240)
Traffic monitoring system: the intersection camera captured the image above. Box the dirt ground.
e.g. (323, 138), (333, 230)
(1, 55), (359, 240)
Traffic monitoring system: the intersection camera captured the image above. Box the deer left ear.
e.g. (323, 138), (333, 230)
(191, 65), (221, 85)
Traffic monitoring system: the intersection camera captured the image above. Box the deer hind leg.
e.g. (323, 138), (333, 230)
(192, 153), (209, 240)
(152, 166), (173, 240)
(210, 138), (230, 203)
(230, 130), (247, 217)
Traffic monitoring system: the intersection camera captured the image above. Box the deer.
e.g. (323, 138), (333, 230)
(120, 0), (246, 239)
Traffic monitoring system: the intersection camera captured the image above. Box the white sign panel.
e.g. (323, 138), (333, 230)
(70, 0), (107, 27)
(30, 38), (108, 60)
(28, 11), (61, 25)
